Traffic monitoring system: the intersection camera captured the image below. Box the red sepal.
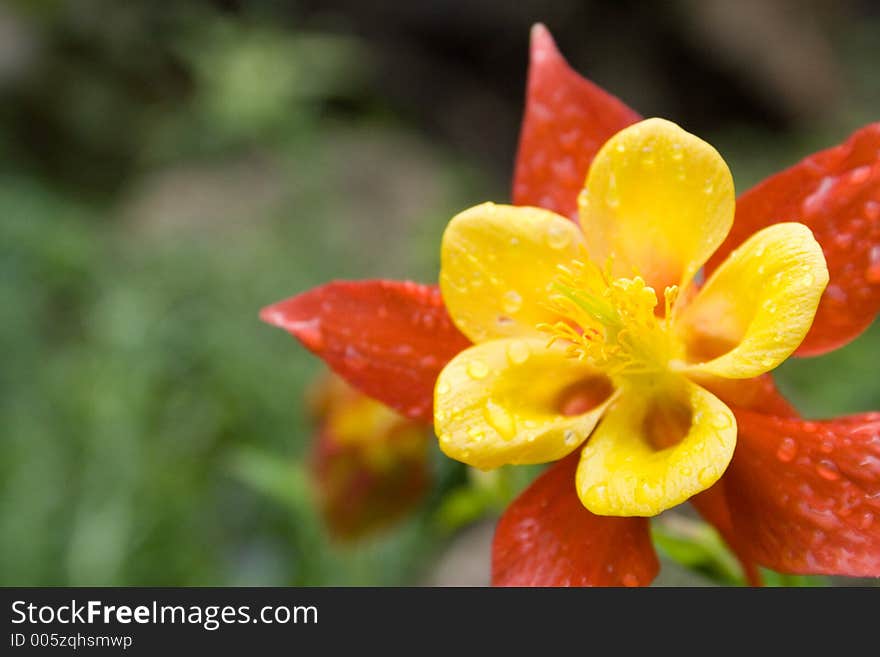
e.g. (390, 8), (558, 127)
(492, 453), (659, 587)
(723, 410), (880, 576)
(261, 280), (470, 422)
(707, 123), (880, 356)
(512, 24), (641, 219)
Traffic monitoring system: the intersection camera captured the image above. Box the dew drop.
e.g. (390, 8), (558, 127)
(704, 181), (715, 195)
(468, 426), (484, 442)
(802, 272), (815, 287)
(849, 165), (871, 184)
(466, 360), (489, 380)
(615, 142), (626, 153)
(587, 484), (608, 504)
(622, 573), (639, 587)
(635, 480), (654, 505)
(864, 200), (880, 221)
(605, 174), (620, 209)
(547, 225), (572, 250)
(419, 354), (438, 368)
(293, 318), (324, 350)
(776, 437), (797, 462)
(866, 245), (880, 284)
(671, 143), (684, 161)
(801, 176), (834, 218)
(564, 429), (578, 446)
(697, 467), (716, 486)
(761, 356), (775, 368)
(436, 381), (451, 396)
(859, 512), (874, 530)
(816, 460), (840, 481)
(484, 399), (516, 440)
(819, 440), (834, 454)
(344, 345), (368, 370)
(502, 290), (523, 314)
(506, 340), (530, 365)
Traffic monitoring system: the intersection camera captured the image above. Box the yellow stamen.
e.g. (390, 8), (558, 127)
(542, 260), (682, 379)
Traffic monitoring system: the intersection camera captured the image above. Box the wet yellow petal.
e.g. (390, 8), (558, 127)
(440, 203), (584, 343)
(578, 118), (735, 294)
(434, 337), (615, 470)
(679, 222), (829, 379)
(576, 379), (736, 517)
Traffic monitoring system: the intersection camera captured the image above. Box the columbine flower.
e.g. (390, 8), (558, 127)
(261, 25), (880, 585)
(308, 373), (431, 541)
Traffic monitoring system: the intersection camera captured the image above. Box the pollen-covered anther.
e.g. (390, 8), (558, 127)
(541, 260), (682, 378)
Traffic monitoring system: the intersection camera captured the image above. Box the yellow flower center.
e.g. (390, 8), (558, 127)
(542, 258), (684, 382)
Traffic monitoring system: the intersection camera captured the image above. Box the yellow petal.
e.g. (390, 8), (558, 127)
(679, 222), (829, 379)
(576, 378), (736, 517)
(578, 118), (735, 294)
(434, 337), (615, 470)
(440, 203), (584, 343)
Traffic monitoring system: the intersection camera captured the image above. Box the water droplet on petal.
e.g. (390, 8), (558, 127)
(344, 345), (368, 370)
(802, 272), (815, 287)
(697, 467), (716, 486)
(505, 340), (530, 365)
(622, 573), (640, 587)
(484, 399), (516, 440)
(547, 225), (572, 249)
(466, 360), (489, 380)
(776, 437), (797, 462)
(437, 381), (451, 396)
(849, 165), (871, 184)
(293, 319), (324, 350)
(468, 426), (484, 442)
(816, 460), (840, 481)
(502, 290), (523, 314)
(864, 200), (880, 221)
(866, 245), (880, 284)
(564, 429), (578, 446)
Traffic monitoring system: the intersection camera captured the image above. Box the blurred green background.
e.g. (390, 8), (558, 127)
(1, 0), (878, 586)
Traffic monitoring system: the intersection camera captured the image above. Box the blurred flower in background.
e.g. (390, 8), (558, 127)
(307, 373), (432, 542)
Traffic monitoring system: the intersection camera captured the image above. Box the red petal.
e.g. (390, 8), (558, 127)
(696, 373), (799, 419)
(512, 24), (641, 220)
(722, 409), (880, 576)
(312, 424), (430, 542)
(707, 123), (880, 356)
(492, 453), (659, 586)
(689, 482), (764, 586)
(261, 280), (470, 422)
(689, 374), (798, 585)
